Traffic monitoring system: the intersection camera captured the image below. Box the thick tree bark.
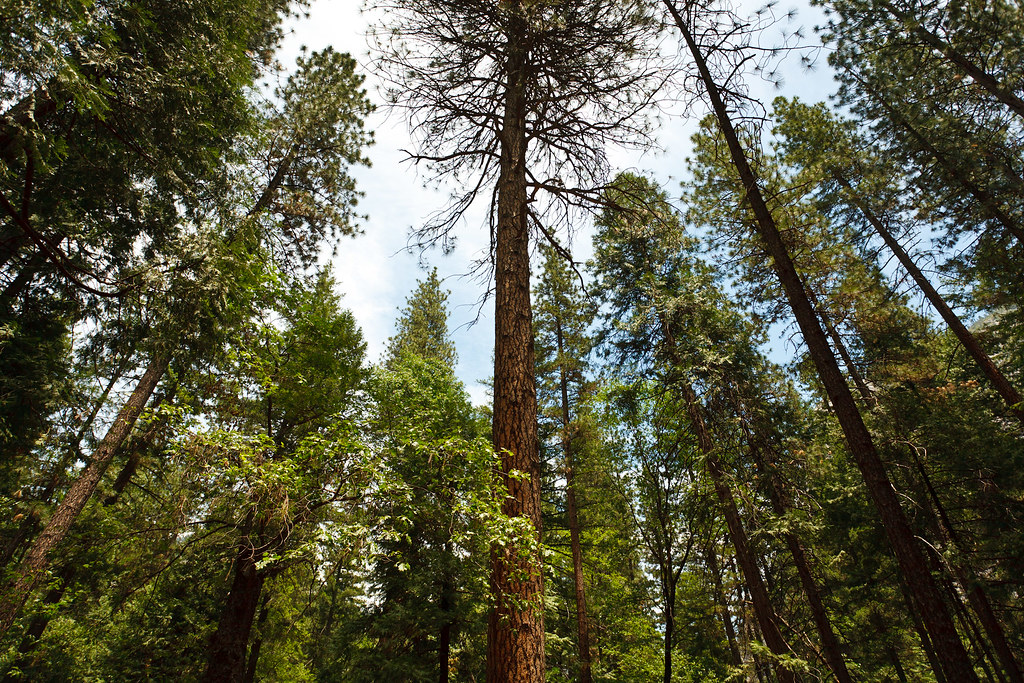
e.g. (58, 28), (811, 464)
(203, 541), (266, 683)
(555, 318), (593, 683)
(837, 175), (1024, 426)
(0, 352), (169, 636)
(487, 4), (545, 680)
(661, 3), (977, 679)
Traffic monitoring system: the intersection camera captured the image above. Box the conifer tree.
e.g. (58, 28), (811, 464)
(659, 2), (977, 679)
(533, 243), (595, 682)
(365, 272), (496, 682)
(385, 269), (458, 369)
(374, 3), (665, 677)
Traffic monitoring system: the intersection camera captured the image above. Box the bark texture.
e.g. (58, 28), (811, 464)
(486, 4), (545, 679)
(203, 543), (266, 683)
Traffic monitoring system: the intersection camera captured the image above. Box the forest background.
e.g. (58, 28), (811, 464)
(1, 0), (1022, 681)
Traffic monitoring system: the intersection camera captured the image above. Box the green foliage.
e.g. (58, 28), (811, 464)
(385, 269), (458, 369)
(2, 2), (1024, 681)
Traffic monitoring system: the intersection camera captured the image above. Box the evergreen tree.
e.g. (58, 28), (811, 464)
(374, 3), (665, 675)
(359, 273), (498, 682)
(385, 269), (458, 369)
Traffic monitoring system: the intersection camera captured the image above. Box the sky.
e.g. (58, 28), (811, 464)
(276, 1), (837, 405)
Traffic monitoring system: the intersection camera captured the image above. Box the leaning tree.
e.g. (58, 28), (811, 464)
(372, 1), (666, 679)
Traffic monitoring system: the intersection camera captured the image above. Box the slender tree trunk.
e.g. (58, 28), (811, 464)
(805, 286), (874, 404)
(1, 359), (129, 568)
(0, 352), (169, 635)
(907, 448), (1023, 683)
(438, 573), (454, 683)
(102, 386), (174, 507)
(707, 543), (743, 668)
(888, 644), (910, 683)
(0, 249), (44, 304)
(837, 174), (1024, 425)
(663, 591), (674, 683)
(746, 438), (852, 683)
(872, 618), (913, 683)
(946, 577), (1002, 683)
(555, 318), (593, 683)
(657, 290), (794, 680)
(241, 593), (271, 683)
(878, 2), (1024, 120)
(13, 563), (75, 657)
(203, 540), (265, 683)
(897, 575), (947, 683)
(0, 89), (57, 165)
(663, 4), (977, 678)
(847, 71), (1024, 245)
(487, 4), (545, 679)
(677, 381), (795, 683)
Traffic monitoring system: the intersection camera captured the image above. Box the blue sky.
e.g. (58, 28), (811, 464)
(278, 1), (837, 405)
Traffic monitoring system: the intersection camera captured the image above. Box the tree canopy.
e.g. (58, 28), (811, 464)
(1, 1), (1023, 681)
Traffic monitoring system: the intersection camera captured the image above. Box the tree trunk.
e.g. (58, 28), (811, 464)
(663, 593), (674, 683)
(555, 318), (593, 683)
(0, 352), (169, 636)
(879, 1), (1024, 121)
(1, 360), (128, 569)
(0, 89), (57, 166)
(0, 250), (44, 305)
(805, 286), (874, 404)
(241, 593), (271, 683)
(837, 174), (1024, 426)
(661, 4), (977, 680)
(746, 437), (852, 683)
(678, 382), (795, 683)
(487, 3), (545, 680)
(782, 514), (850, 683)
(897, 575), (947, 683)
(203, 542), (265, 683)
(847, 71), (1024, 245)
(907, 448), (1023, 683)
(706, 543), (743, 668)
(103, 386), (174, 507)
(13, 563), (75, 659)
(438, 576), (453, 683)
